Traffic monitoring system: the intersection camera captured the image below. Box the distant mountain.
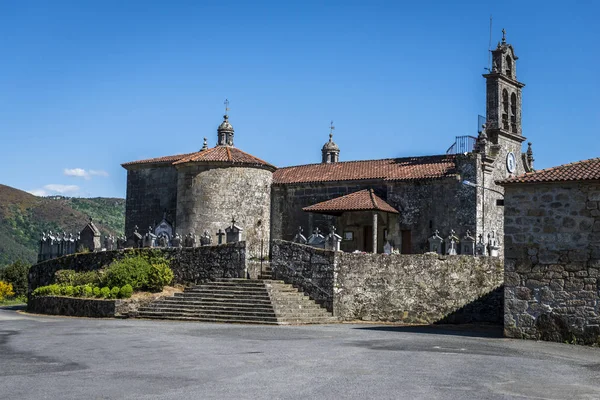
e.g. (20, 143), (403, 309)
(0, 184), (125, 268)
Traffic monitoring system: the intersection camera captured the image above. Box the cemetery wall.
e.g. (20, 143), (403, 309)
(176, 164), (272, 259)
(125, 164), (179, 238)
(28, 243), (247, 294)
(503, 182), (600, 344)
(270, 240), (503, 322)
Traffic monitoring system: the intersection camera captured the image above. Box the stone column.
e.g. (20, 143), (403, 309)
(372, 212), (378, 254)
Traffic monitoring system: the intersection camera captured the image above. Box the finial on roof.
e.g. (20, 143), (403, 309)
(201, 137), (208, 151)
(224, 98), (230, 116)
(329, 120), (335, 140)
(501, 28), (506, 44)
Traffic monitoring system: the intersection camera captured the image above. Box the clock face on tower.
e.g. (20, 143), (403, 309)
(506, 152), (516, 173)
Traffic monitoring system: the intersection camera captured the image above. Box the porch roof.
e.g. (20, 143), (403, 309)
(302, 189), (399, 215)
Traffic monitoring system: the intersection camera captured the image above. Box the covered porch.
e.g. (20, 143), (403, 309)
(302, 189), (400, 253)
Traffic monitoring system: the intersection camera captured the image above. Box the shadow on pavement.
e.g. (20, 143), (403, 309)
(354, 324), (503, 338)
(0, 305), (27, 312)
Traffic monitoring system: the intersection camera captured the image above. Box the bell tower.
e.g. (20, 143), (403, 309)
(483, 29), (526, 145)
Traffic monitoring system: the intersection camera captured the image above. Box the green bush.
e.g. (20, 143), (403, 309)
(119, 284), (133, 299)
(72, 285), (83, 297)
(93, 287), (101, 297)
(0, 259), (29, 297)
(103, 256), (150, 290)
(147, 262), (174, 291)
(110, 287), (120, 299)
(55, 270), (76, 285)
(62, 285), (74, 297)
(102, 254), (173, 292)
(55, 269), (101, 286)
(32, 284), (61, 297)
(83, 285), (93, 298)
(100, 287), (111, 298)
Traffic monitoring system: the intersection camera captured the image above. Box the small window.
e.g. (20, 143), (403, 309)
(505, 55), (512, 78)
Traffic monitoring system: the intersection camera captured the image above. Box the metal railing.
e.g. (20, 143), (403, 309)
(446, 135), (478, 155)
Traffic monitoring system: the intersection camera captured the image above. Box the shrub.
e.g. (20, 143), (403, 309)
(103, 254), (173, 292)
(93, 287), (101, 297)
(83, 285), (93, 298)
(103, 256), (150, 290)
(32, 284), (61, 297)
(72, 285), (83, 297)
(100, 287), (111, 298)
(0, 260), (29, 297)
(119, 284), (133, 299)
(147, 262), (174, 292)
(110, 287), (120, 299)
(61, 285), (74, 297)
(55, 270), (101, 286)
(55, 270), (76, 285)
(0, 281), (15, 301)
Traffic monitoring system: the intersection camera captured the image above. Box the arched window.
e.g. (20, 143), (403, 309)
(502, 89), (509, 130)
(510, 93), (517, 133)
(505, 55), (512, 78)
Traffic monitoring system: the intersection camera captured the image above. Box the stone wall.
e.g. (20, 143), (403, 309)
(28, 242), (247, 294)
(176, 165), (272, 258)
(28, 296), (120, 318)
(270, 240), (503, 322)
(503, 182), (600, 344)
(124, 164), (178, 238)
(270, 240), (335, 311)
(334, 252), (503, 323)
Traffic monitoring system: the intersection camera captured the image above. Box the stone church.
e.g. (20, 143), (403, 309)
(122, 32), (534, 257)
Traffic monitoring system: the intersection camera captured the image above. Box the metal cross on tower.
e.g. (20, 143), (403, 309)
(224, 99), (230, 115)
(329, 120), (335, 135)
(501, 28), (506, 43)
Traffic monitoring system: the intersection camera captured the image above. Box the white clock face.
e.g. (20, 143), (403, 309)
(506, 152), (516, 173)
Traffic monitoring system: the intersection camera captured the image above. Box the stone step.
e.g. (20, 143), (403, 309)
(137, 314), (280, 325)
(137, 311), (279, 323)
(138, 307), (277, 318)
(175, 292), (271, 300)
(192, 282), (268, 288)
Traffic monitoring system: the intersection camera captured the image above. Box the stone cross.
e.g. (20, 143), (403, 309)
(293, 226), (307, 244)
(216, 229), (225, 245)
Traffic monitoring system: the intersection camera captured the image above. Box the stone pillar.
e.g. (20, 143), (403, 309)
(372, 213), (378, 254)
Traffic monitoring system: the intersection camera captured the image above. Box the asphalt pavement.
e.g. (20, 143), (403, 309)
(1, 306), (600, 400)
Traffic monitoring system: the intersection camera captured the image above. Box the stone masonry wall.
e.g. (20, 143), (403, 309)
(270, 240), (335, 311)
(176, 165), (271, 259)
(503, 182), (600, 344)
(334, 252), (503, 323)
(270, 240), (503, 322)
(124, 165), (178, 238)
(28, 242), (247, 294)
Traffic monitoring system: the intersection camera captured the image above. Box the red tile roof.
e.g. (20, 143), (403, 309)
(121, 152), (196, 167)
(498, 157), (600, 185)
(122, 146), (276, 170)
(303, 189), (399, 214)
(273, 155), (457, 184)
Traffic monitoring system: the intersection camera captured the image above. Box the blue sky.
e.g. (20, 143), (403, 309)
(0, 0), (598, 198)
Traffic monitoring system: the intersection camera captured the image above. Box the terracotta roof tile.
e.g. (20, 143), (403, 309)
(121, 152), (196, 167)
(273, 155), (457, 184)
(303, 189), (399, 214)
(122, 147), (276, 170)
(498, 157), (600, 185)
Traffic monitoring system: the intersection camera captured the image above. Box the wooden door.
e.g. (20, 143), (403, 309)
(363, 225), (373, 252)
(401, 230), (412, 254)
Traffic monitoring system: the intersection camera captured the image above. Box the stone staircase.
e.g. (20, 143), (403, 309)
(136, 278), (337, 325)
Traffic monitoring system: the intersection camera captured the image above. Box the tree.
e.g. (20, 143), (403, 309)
(0, 259), (30, 297)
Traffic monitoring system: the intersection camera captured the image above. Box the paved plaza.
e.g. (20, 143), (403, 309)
(1, 306), (600, 400)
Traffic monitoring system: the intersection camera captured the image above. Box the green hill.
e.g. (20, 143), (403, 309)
(0, 184), (125, 268)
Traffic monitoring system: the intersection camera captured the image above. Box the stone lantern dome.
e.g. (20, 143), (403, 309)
(322, 132), (340, 163)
